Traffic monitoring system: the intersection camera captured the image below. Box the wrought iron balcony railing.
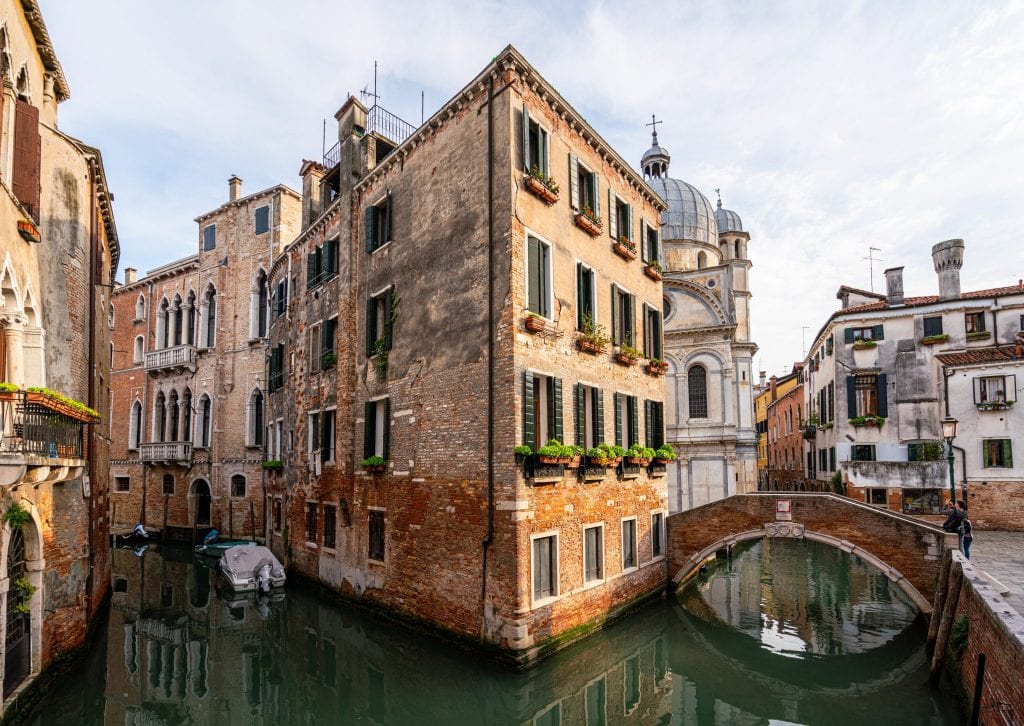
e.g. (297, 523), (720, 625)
(322, 104), (417, 168)
(144, 344), (197, 373)
(139, 441), (192, 464)
(0, 391), (85, 460)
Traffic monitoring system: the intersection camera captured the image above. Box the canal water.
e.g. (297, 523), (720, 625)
(25, 538), (959, 725)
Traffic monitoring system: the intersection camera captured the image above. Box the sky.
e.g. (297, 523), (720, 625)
(39, 0), (1024, 375)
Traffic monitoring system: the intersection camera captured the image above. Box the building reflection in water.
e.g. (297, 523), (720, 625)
(26, 541), (956, 726)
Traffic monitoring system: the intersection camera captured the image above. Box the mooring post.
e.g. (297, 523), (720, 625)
(162, 493), (169, 539)
(928, 559), (964, 686)
(927, 549), (953, 656)
(249, 500), (256, 541)
(969, 652), (986, 725)
(228, 499), (233, 539)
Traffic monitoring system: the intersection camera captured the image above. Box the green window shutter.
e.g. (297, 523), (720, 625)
(629, 397), (639, 447)
(541, 242), (550, 318)
(593, 175), (600, 217)
(523, 371), (535, 449)
(382, 398), (391, 459)
(846, 376), (856, 417)
(325, 238), (336, 275)
(366, 298), (376, 356)
(614, 392), (623, 447)
(654, 402), (664, 448)
(574, 384), (585, 447)
(364, 206), (376, 252)
(363, 401), (374, 459)
(644, 400), (653, 448)
(640, 219), (647, 262)
(306, 252), (316, 288)
(576, 264), (584, 330)
(522, 104), (530, 171)
(982, 442), (990, 468)
(321, 413), (331, 462)
(611, 285), (619, 343)
(385, 191), (393, 243)
(568, 154), (580, 210)
(627, 203), (633, 241)
(527, 237), (541, 314)
(642, 304), (650, 357)
(321, 319), (330, 354)
(1003, 440), (1013, 468)
(876, 374), (888, 417)
(551, 377), (563, 443)
(608, 188), (617, 239)
(655, 313), (663, 359)
(383, 289), (394, 351)
(654, 226), (661, 262)
(844, 328), (855, 344)
(594, 387), (605, 444)
(872, 324), (884, 340)
(626, 294), (636, 346)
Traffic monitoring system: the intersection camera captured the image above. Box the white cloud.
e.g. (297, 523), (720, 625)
(39, 0), (1024, 373)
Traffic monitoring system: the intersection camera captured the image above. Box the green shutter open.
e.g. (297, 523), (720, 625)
(872, 324), (884, 340)
(846, 376), (856, 417)
(644, 401), (653, 448)
(594, 388), (605, 444)
(364, 206), (376, 253)
(382, 398), (391, 459)
(608, 188), (616, 239)
(383, 289), (394, 351)
(523, 371), (535, 449)
(522, 104), (530, 172)
(1003, 440), (1013, 468)
(876, 373), (888, 417)
(614, 392), (622, 447)
(568, 154), (579, 210)
(551, 377), (563, 443)
(366, 298), (376, 356)
(363, 401), (374, 458)
(844, 328), (855, 344)
(629, 397), (639, 447)
(574, 384), (585, 447)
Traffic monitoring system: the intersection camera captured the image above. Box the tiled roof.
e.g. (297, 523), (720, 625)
(840, 283), (1024, 315)
(935, 346), (1023, 367)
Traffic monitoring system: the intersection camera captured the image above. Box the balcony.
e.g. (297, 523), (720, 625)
(0, 391), (87, 486)
(139, 441), (192, 465)
(322, 104), (417, 168)
(145, 344), (197, 374)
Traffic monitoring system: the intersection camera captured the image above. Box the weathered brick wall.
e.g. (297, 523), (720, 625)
(766, 383), (806, 486)
(667, 493), (955, 605)
(964, 479), (1024, 531)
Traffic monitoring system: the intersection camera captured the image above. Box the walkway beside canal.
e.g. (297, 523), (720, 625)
(969, 530), (1024, 616)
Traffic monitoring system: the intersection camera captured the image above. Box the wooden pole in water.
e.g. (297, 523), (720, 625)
(162, 493), (169, 540)
(228, 499), (233, 539)
(928, 561), (964, 686)
(969, 652), (986, 725)
(250, 500), (256, 541)
(926, 550), (952, 656)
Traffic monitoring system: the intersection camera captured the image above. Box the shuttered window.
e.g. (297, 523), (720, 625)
(642, 221), (660, 263)
(320, 410), (336, 463)
(363, 399), (390, 460)
(268, 344), (285, 392)
(611, 286), (635, 347)
(12, 100), (41, 222)
(644, 400), (664, 448)
(323, 505), (337, 549)
(576, 263), (596, 331)
(366, 288), (395, 357)
(523, 371), (563, 451)
(526, 236), (551, 317)
(570, 156), (599, 218)
(621, 519), (637, 570)
(532, 534), (557, 601)
(923, 316), (943, 337)
(368, 510), (385, 561)
(202, 224), (216, 251)
(982, 439), (1012, 468)
(574, 384), (604, 450)
(522, 104), (549, 176)
(584, 526), (603, 583)
(844, 324), (884, 343)
(255, 205), (270, 235)
(651, 513), (664, 558)
(365, 193), (392, 253)
(643, 304), (663, 359)
(847, 374), (887, 417)
(609, 194), (632, 241)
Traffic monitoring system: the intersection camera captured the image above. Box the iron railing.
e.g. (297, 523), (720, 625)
(0, 392), (85, 459)
(322, 104), (417, 168)
(144, 344), (197, 372)
(139, 441), (192, 464)
(323, 141), (341, 169)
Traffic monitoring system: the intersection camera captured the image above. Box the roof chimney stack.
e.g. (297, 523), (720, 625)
(228, 175), (243, 202)
(759, 370), (766, 387)
(124, 267), (137, 285)
(932, 239), (964, 301)
(883, 266), (904, 306)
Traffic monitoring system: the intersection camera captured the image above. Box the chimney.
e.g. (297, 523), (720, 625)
(124, 267), (137, 285)
(228, 175), (243, 202)
(932, 239), (965, 301)
(769, 375), (778, 401)
(883, 266), (904, 306)
(759, 370), (766, 387)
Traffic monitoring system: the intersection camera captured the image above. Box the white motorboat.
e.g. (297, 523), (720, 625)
(219, 545), (286, 593)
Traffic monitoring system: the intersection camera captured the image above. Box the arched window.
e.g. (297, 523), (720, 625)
(135, 294), (146, 320)
(688, 365), (708, 419)
(230, 474), (246, 498)
(172, 295), (183, 347)
(182, 389), (193, 443)
(203, 287), (217, 348)
(15, 64), (29, 102)
(169, 390), (180, 441)
(697, 251), (707, 270)
(155, 392), (167, 442)
(251, 270), (268, 339)
(109, 303), (115, 329)
(186, 291), (196, 345)
(198, 395), (212, 448)
(133, 335), (144, 363)
(129, 401), (143, 449)
(248, 389), (264, 447)
(158, 298), (170, 349)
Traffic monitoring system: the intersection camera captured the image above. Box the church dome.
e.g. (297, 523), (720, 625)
(714, 198), (743, 233)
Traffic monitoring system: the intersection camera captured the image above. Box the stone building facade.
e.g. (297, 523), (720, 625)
(261, 46), (668, 662)
(765, 377), (806, 489)
(108, 180), (300, 539)
(0, 0), (118, 711)
(803, 240), (1024, 527)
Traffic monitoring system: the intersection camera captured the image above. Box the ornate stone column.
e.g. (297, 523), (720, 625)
(1, 313), (26, 384)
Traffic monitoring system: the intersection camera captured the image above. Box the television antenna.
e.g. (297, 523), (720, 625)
(863, 246), (883, 292)
(359, 61), (381, 106)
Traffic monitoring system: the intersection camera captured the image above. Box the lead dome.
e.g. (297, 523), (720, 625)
(640, 129), (718, 245)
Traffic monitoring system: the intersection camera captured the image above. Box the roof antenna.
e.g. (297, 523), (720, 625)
(862, 246), (883, 292)
(359, 61), (381, 107)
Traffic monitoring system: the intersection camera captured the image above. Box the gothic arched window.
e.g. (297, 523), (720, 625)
(198, 395), (212, 448)
(248, 389), (264, 447)
(129, 401), (143, 449)
(688, 365), (708, 419)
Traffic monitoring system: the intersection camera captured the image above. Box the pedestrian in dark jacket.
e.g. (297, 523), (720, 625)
(941, 500), (965, 533)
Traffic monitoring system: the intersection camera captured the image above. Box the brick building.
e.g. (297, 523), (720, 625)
(0, 0), (118, 710)
(765, 376), (805, 489)
(108, 180), (300, 538)
(259, 46), (668, 662)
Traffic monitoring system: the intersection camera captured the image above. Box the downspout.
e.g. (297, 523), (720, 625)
(142, 279), (152, 527)
(85, 159), (97, 621)
(942, 364), (969, 499)
(480, 72), (496, 625)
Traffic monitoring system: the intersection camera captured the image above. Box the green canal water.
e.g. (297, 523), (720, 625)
(24, 538), (959, 725)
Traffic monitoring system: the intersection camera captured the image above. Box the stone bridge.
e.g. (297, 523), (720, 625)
(668, 493), (958, 614)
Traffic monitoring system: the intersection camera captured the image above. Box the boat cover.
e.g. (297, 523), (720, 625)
(220, 545), (285, 587)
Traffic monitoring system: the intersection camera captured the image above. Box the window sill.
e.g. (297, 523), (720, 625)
(305, 542), (318, 549)
(621, 565), (639, 575)
(368, 240), (392, 255)
(581, 578), (606, 591)
(531, 594), (560, 610)
(367, 557), (385, 566)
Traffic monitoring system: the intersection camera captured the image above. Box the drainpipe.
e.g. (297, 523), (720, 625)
(480, 72), (496, 625)
(85, 159), (97, 621)
(141, 279), (153, 527)
(941, 365), (969, 501)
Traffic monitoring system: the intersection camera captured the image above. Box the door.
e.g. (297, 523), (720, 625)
(4, 529), (30, 697)
(194, 479), (211, 526)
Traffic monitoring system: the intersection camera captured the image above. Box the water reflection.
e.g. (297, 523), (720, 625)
(26, 542), (956, 726)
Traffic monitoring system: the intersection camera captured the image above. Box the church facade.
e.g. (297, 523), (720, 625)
(639, 133), (759, 512)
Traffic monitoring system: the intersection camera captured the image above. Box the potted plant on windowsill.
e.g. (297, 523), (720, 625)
(654, 445), (676, 464)
(514, 445), (533, 463)
(848, 415), (886, 428)
(23, 386), (100, 422)
(966, 330), (991, 341)
(320, 351), (337, 369)
(360, 455), (387, 473)
(574, 205), (603, 236)
(262, 460), (283, 471)
(645, 358), (669, 376)
(977, 400), (1012, 411)
(802, 426), (817, 441)
(577, 313), (610, 354)
(612, 235), (637, 261)
(921, 333), (950, 346)
(562, 443), (583, 468)
(524, 312), (546, 333)
(524, 166), (559, 204)
(586, 443), (624, 468)
(615, 343), (641, 366)
(536, 439), (566, 465)
(851, 339), (878, 351)
(624, 444), (655, 467)
(643, 260), (663, 281)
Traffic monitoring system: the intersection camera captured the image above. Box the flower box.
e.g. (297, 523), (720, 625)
(921, 334), (949, 346)
(578, 338), (606, 355)
(654, 457), (674, 465)
(21, 389), (99, 422)
(261, 460), (283, 471)
(524, 315), (546, 333)
(851, 340), (877, 351)
(977, 401), (1012, 411)
(536, 454), (562, 465)
(17, 219), (39, 243)
(643, 264), (662, 281)
(524, 175), (559, 205)
(587, 456), (617, 468)
(624, 456), (651, 467)
(612, 241), (637, 261)
(574, 212), (602, 237)
(849, 416), (886, 428)
(645, 361), (668, 377)
(967, 330), (991, 341)
(363, 464), (386, 474)
(615, 352), (638, 367)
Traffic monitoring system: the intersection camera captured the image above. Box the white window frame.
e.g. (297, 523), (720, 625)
(133, 335), (144, 363)
(305, 499), (318, 547)
(530, 530), (560, 608)
(621, 516), (638, 573)
(322, 406), (337, 464)
(582, 522), (605, 587)
(307, 409), (321, 457)
(651, 510), (665, 561)
(525, 114), (549, 177)
(524, 228), (554, 321)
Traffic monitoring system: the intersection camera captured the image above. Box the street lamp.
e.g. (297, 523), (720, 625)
(941, 416), (959, 506)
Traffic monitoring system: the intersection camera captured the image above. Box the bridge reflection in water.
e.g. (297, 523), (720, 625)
(24, 542), (957, 725)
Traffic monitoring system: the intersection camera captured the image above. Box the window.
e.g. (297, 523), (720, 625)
(829, 447), (836, 472)
(185, 291), (197, 344)
(688, 365), (708, 419)
(844, 325), (884, 343)
(203, 286), (217, 348)
(965, 311), (986, 334)
(531, 533), (557, 602)
(974, 375), (1015, 404)
(306, 502), (318, 543)
(645, 400), (664, 448)
(826, 335), (834, 356)
(613, 393), (639, 448)
(643, 304), (662, 359)
(308, 411), (321, 457)
(573, 384), (604, 450)
(642, 220), (659, 264)
(369, 510), (385, 561)
(575, 160), (598, 217)
(12, 98), (41, 220)
(610, 194), (632, 242)
(255, 205), (270, 235)
(621, 519), (637, 570)
(364, 194), (392, 253)
(585, 678), (606, 726)
(252, 270), (269, 338)
(923, 316), (943, 337)
(697, 251), (707, 269)
(323, 505), (337, 549)
(114, 476), (130, 493)
(868, 488), (887, 506)
(623, 655), (640, 713)
(526, 236), (551, 318)
(306, 239), (338, 289)
(135, 294), (146, 320)
(522, 105), (548, 176)
(268, 344), (285, 392)
(983, 439), (1012, 468)
(182, 390), (192, 442)
(576, 263), (596, 331)
(851, 444), (876, 462)
(230, 475), (246, 498)
(584, 525), (603, 583)
(850, 374), (887, 417)
(366, 288), (394, 357)
(129, 401), (143, 449)
(611, 285), (636, 347)
(198, 395), (212, 447)
(272, 278), (288, 319)
(133, 335), (144, 363)
(202, 224), (216, 251)
(162, 474), (174, 495)
(523, 372), (563, 451)
(364, 398), (390, 460)
(827, 382), (835, 422)
(273, 498), (282, 533)
(652, 512), (664, 558)
(248, 389), (264, 447)
(321, 409), (336, 463)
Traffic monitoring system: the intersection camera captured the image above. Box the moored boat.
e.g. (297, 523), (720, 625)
(219, 545), (286, 593)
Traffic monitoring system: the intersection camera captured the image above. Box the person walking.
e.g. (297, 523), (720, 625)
(958, 500), (973, 560)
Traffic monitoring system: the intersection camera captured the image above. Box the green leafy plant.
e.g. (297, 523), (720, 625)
(849, 415), (886, 427)
(647, 358), (669, 372)
(578, 312), (611, 350)
(528, 165), (559, 194)
(0, 382), (18, 393)
(579, 204), (602, 228)
(320, 351), (337, 368)
(616, 234), (636, 252)
(948, 614), (969, 656)
(977, 400), (1013, 411)
(917, 441), (945, 461)
(10, 576), (34, 614)
(830, 470), (844, 495)
(537, 439), (564, 458)
(262, 460), (283, 470)
(645, 260), (663, 274)
(4, 502), (31, 530)
(360, 455), (386, 468)
(561, 444), (583, 458)
(514, 445), (533, 457)
(966, 330), (990, 341)
(617, 343), (642, 361)
(851, 340), (877, 350)
(24, 386), (99, 419)
(654, 444), (676, 461)
(625, 444), (654, 461)
(922, 333), (950, 345)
